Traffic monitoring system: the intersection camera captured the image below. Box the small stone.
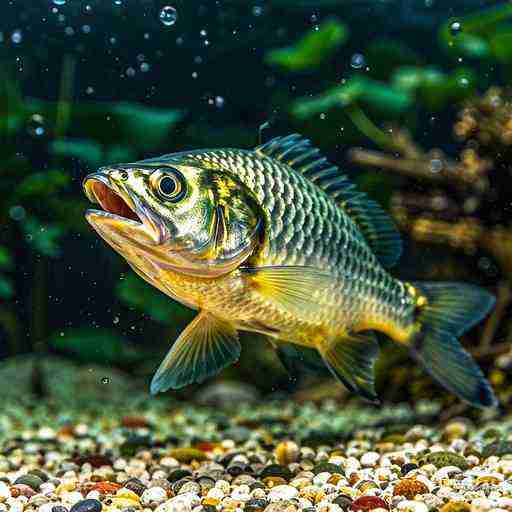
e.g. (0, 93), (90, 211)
(141, 487), (167, 505)
(123, 478), (146, 496)
(351, 496), (389, 511)
(69, 499), (102, 512)
(313, 463), (343, 475)
(400, 463), (418, 476)
(267, 485), (299, 502)
(439, 502), (470, 512)
(246, 498), (269, 511)
(14, 474), (44, 491)
(396, 502), (428, 512)
(0, 482), (10, 501)
(260, 465), (293, 481)
(418, 452), (469, 470)
(169, 448), (207, 463)
(333, 495), (352, 511)
(393, 479), (429, 499)
(360, 452), (380, 467)
(274, 441), (300, 465)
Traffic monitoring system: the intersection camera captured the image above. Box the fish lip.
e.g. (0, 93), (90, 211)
(83, 170), (169, 244)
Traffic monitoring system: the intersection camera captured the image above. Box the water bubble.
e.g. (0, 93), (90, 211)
(113, 0), (122, 5)
(109, 36), (117, 44)
(101, 377), (110, 385)
(64, 26), (74, 36)
(350, 53), (365, 69)
(215, 96), (225, 108)
(81, 24), (91, 34)
(52, 0), (66, 5)
(159, 6), (177, 26)
(27, 114), (45, 137)
(192, 71), (198, 79)
(85, 86), (94, 95)
(320, 113), (326, 120)
(458, 76), (470, 88)
(11, 30), (23, 44)
(9, 205), (26, 221)
(429, 158), (443, 173)
(450, 21), (462, 36)
(113, 316), (120, 324)
(126, 66), (136, 77)
(252, 5), (263, 16)
(424, 0), (434, 6)
(140, 62), (150, 72)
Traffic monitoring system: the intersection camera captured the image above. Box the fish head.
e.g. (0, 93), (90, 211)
(83, 158), (263, 277)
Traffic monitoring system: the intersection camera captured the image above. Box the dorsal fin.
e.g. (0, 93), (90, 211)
(255, 134), (402, 268)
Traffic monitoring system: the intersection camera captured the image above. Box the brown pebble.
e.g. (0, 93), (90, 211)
(393, 478), (429, 499)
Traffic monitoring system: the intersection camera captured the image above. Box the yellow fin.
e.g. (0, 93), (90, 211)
(150, 312), (240, 394)
(318, 332), (380, 403)
(243, 265), (332, 314)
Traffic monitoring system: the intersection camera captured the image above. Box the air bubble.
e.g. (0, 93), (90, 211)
(252, 5), (263, 16)
(126, 67), (136, 77)
(215, 96), (225, 108)
(11, 30), (23, 44)
(9, 206), (26, 221)
(52, 0), (66, 5)
(159, 6), (177, 26)
(101, 377), (110, 385)
(350, 53), (365, 69)
(140, 62), (150, 72)
(27, 114), (45, 137)
(450, 21), (461, 36)
(429, 158), (443, 173)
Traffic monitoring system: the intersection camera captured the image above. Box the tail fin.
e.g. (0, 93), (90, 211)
(410, 282), (497, 408)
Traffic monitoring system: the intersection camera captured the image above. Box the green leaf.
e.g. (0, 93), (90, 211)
(440, 4), (512, 58)
(117, 274), (189, 325)
(0, 246), (12, 270)
(266, 19), (347, 71)
(0, 275), (13, 299)
(291, 76), (411, 120)
(391, 66), (476, 110)
(22, 217), (65, 257)
(50, 139), (104, 167)
(49, 328), (142, 364)
(16, 170), (70, 198)
(111, 103), (184, 150)
(490, 32), (512, 62)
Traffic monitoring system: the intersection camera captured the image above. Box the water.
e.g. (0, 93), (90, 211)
(1, 2), (512, 508)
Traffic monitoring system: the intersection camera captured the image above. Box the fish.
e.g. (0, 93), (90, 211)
(83, 134), (497, 407)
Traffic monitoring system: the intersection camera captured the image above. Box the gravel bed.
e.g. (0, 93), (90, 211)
(0, 394), (510, 512)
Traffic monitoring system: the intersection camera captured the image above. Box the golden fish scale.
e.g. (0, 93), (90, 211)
(181, 149), (416, 340)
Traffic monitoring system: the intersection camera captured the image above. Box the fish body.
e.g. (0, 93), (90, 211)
(83, 134), (497, 407)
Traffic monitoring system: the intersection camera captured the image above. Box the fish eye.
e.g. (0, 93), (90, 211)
(151, 168), (186, 201)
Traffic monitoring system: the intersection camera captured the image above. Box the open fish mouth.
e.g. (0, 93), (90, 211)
(83, 173), (141, 225)
(83, 171), (168, 245)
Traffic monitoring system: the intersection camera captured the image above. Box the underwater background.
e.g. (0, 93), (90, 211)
(2, 2), (512, 512)
(3, 0), (512, 409)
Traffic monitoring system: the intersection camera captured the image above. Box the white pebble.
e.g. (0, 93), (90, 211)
(0, 482), (10, 501)
(360, 451), (380, 467)
(396, 500), (429, 512)
(313, 472), (331, 485)
(231, 484), (250, 501)
(267, 484), (298, 502)
(141, 486), (167, 505)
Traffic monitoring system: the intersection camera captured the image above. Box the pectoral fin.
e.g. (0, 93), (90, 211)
(318, 332), (380, 403)
(242, 266), (332, 314)
(150, 312), (240, 394)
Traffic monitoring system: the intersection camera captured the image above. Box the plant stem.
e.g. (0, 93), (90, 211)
(346, 104), (396, 151)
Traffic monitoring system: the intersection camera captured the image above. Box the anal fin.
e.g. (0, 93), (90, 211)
(318, 332), (380, 403)
(276, 343), (331, 380)
(150, 312), (240, 394)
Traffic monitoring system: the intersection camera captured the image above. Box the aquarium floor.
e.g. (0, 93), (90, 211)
(0, 386), (510, 512)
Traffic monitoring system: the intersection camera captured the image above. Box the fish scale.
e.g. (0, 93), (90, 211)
(188, 148), (411, 334)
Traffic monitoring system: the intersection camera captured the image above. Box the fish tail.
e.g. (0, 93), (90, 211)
(407, 281), (497, 408)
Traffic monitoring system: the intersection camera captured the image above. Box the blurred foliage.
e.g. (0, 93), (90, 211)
(266, 19), (347, 72)
(116, 275), (193, 326)
(49, 328), (143, 365)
